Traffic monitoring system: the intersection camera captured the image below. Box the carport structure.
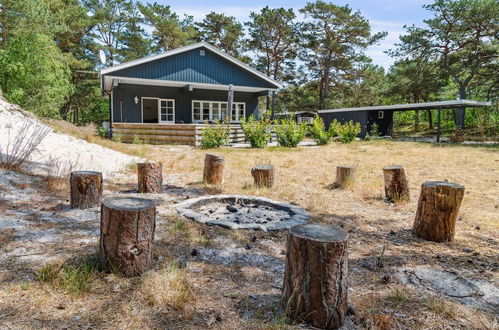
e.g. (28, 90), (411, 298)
(318, 100), (492, 142)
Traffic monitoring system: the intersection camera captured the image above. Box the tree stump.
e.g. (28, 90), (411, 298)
(383, 165), (410, 202)
(137, 162), (163, 193)
(251, 164), (275, 188)
(335, 165), (356, 188)
(70, 171), (103, 209)
(282, 224), (348, 329)
(100, 197), (156, 277)
(413, 181), (465, 242)
(203, 154), (225, 185)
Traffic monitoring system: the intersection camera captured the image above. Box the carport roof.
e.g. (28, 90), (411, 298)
(318, 100), (492, 114)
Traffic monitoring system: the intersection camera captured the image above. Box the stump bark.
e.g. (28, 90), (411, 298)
(251, 164), (275, 188)
(413, 181), (465, 242)
(203, 154), (225, 185)
(137, 162), (163, 193)
(335, 166), (356, 188)
(383, 165), (410, 202)
(100, 197), (156, 277)
(70, 171), (103, 209)
(282, 224), (348, 329)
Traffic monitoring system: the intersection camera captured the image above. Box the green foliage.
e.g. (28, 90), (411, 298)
(328, 119), (341, 138)
(0, 32), (72, 117)
(112, 133), (123, 143)
(196, 12), (244, 57)
(369, 122), (380, 138)
(240, 116), (271, 148)
(309, 115), (333, 145)
(274, 116), (308, 147)
(338, 120), (361, 143)
(200, 120), (229, 149)
(96, 125), (107, 137)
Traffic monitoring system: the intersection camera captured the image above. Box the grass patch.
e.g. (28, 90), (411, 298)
(168, 217), (211, 246)
(36, 256), (101, 294)
(423, 296), (457, 319)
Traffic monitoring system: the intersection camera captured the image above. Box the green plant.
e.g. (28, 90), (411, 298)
(328, 119), (341, 138)
(274, 116), (308, 147)
(200, 120), (229, 149)
(112, 132), (122, 143)
(240, 115), (271, 148)
(309, 115), (333, 145)
(132, 134), (144, 145)
(369, 122), (380, 138)
(338, 120), (361, 143)
(96, 125), (107, 137)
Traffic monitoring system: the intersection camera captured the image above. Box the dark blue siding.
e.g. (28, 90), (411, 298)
(106, 47), (275, 89)
(112, 84), (259, 124)
(319, 111), (368, 138)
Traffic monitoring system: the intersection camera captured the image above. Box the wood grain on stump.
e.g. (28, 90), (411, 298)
(70, 171), (103, 209)
(100, 197), (156, 277)
(137, 162), (163, 193)
(413, 181), (465, 242)
(203, 154), (225, 185)
(251, 164), (275, 188)
(383, 165), (410, 202)
(335, 165), (356, 188)
(283, 224), (348, 329)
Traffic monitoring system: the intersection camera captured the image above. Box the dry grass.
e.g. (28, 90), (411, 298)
(1, 137), (498, 329)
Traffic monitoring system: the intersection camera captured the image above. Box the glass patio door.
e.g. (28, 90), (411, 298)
(159, 99), (174, 123)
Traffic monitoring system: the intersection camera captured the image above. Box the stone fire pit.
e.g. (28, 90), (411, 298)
(174, 195), (308, 231)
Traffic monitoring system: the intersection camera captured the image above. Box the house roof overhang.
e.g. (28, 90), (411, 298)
(100, 42), (282, 91)
(102, 75), (277, 93)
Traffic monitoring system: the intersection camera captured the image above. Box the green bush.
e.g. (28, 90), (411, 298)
(309, 115), (334, 145)
(369, 122), (380, 138)
(328, 119), (342, 138)
(338, 120), (361, 143)
(274, 116), (308, 147)
(95, 125), (107, 138)
(240, 116), (271, 148)
(200, 120), (229, 149)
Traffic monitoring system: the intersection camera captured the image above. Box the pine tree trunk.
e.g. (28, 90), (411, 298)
(413, 181), (465, 242)
(70, 171), (103, 209)
(335, 166), (356, 188)
(100, 197), (156, 277)
(137, 162), (163, 193)
(383, 165), (410, 202)
(282, 224), (348, 329)
(203, 154), (225, 185)
(251, 164), (275, 188)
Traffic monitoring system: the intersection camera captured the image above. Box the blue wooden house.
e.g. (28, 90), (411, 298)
(100, 42), (281, 145)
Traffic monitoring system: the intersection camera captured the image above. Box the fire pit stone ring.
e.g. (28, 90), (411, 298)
(174, 194), (309, 231)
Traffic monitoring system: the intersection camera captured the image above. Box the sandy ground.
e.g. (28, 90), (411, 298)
(0, 137), (498, 329)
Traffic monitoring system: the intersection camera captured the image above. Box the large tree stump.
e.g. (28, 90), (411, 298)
(383, 165), (410, 202)
(335, 165), (356, 188)
(282, 224), (348, 329)
(251, 164), (275, 188)
(100, 197), (156, 277)
(203, 154), (225, 185)
(137, 162), (163, 193)
(413, 181), (465, 242)
(70, 171), (103, 209)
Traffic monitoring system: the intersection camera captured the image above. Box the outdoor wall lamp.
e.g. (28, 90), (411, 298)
(134, 96), (139, 104)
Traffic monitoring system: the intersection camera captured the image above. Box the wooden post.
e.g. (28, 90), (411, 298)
(437, 108), (441, 143)
(283, 224), (348, 329)
(335, 165), (356, 188)
(70, 171), (103, 209)
(383, 165), (410, 202)
(100, 197), (156, 277)
(251, 164), (275, 188)
(203, 154), (225, 185)
(137, 162), (163, 193)
(413, 181), (465, 242)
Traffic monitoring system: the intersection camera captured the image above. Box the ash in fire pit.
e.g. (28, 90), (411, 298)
(175, 195), (308, 231)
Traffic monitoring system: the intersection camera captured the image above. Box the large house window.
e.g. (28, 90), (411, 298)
(192, 100), (245, 122)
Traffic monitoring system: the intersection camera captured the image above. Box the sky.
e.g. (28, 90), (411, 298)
(139, 0), (433, 69)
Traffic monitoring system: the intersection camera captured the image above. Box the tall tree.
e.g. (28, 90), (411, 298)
(300, 1), (386, 110)
(390, 0), (498, 129)
(246, 6), (298, 119)
(138, 2), (197, 52)
(196, 12), (244, 57)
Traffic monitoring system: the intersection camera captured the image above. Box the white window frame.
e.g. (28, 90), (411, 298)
(141, 97), (175, 123)
(378, 111), (384, 119)
(192, 100), (245, 123)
